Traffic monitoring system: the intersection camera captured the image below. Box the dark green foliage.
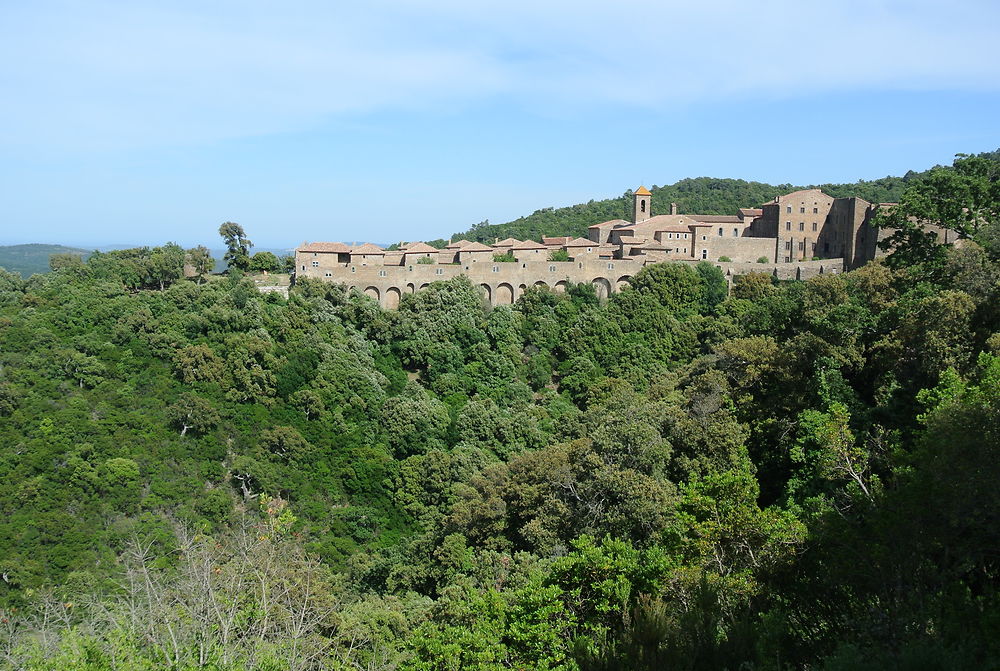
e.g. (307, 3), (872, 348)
(3, 155), (1000, 668)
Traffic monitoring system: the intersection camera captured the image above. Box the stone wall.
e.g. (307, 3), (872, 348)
(294, 253), (645, 308)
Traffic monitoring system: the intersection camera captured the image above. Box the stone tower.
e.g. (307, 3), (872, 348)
(633, 186), (651, 224)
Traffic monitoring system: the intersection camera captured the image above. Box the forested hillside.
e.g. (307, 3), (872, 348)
(1, 154), (999, 670)
(451, 150), (1000, 244)
(0, 244), (90, 278)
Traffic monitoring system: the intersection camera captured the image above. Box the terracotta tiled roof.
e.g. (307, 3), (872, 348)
(350, 243), (385, 254)
(564, 237), (594, 247)
(494, 237), (522, 247)
(297, 242), (351, 253)
(446, 239), (473, 249)
(690, 215), (743, 224)
(512, 239), (547, 250)
(634, 185), (652, 196)
(459, 242), (493, 252)
(618, 236), (647, 244)
(589, 219), (629, 229)
(402, 242), (439, 254)
(739, 208), (763, 217)
(542, 236), (572, 245)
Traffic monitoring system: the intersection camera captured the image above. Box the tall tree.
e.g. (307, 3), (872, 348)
(218, 222), (253, 272)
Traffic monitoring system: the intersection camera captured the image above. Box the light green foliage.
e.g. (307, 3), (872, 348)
(248, 250), (281, 273)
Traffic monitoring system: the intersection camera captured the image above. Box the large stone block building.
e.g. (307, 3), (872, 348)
(295, 187), (881, 308)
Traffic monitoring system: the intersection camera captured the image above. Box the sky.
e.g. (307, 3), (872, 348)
(2, 0), (1000, 249)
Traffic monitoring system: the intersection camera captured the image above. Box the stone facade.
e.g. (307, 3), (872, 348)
(294, 186), (886, 308)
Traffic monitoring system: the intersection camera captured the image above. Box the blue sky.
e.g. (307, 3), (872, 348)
(2, 0), (999, 249)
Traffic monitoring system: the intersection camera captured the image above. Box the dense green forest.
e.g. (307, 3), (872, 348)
(450, 150), (1000, 244)
(0, 154), (999, 670)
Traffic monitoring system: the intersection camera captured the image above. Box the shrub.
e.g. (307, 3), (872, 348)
(493, 253), (516, 263)
(417, 256), (435, 264)
(718, 256), (732, 262)
(549, 249), (571, 262)
(757, 256), (768, 263)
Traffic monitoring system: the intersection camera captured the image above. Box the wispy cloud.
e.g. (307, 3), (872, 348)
(1, 0), (997, 151)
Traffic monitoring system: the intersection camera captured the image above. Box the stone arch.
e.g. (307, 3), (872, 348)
(406, 282), (416, 294)
(364, 286), (380, 301)
(615, 275), (631, 291)
(534, 280), (549, 288)
(496, 283), (514, 305)
(419, 283), (430, 290)
(480, 283), (492, 304)
(591, 277), (611, 301)
(385, 286), (401, 309)
(554, 280), (568, 293)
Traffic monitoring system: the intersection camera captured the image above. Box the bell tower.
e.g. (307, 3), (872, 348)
(633, 185), (651, 224)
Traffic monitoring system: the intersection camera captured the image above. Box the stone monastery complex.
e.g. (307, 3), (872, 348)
(294, 187), (910, 309)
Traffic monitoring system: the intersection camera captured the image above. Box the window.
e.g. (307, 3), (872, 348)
(311, 260), (319, 267)
(684, 233), (688, 239)
(718, 228), (723, 237)
(800, 206), (805, 213)
(786, 206), (792, 213)
(812, 222), (817, 232)
(641, 200), (646, 213)
(785, 222), (791, 231)
(492, 266), (499, 273)
(587, 247), (593, 252)
(785, 256), (791, 263)
(607, 263), (615, 269)
(813, 207), (818, 214)
(701, 249), (708, 259)
(668, 233), (673, 239)
(785, 241), (791, 250)
(702, 235), (707, 241)
(549, 265), (556, 271)
(811, 243), (816, 251)
(798, 241), (805, 251)
(324, 272), (332, 277)
(732, 228), (738, 237)
(351, 266), (356, 273)
(435, 268), (443, 275)
(312, 252), (317, 257)
(378, 270), (387, 277)
(301, 265), (306, 271)
(799, 222), (804, 231)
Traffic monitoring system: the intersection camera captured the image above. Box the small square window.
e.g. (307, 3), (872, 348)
(813, 207), (818, 214)
(378, 270), (387, 277)
(786, 206), (792, 213)
(324, 272), (332, 277)
(607, 263), (614, 269)
(436, 268), (443, 275)
(549, 265), (556, 271)
(800, 207), (805, 213)
(311, 260), (319, 267)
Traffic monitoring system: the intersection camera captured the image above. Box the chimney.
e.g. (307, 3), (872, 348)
(670, 202), (678, 215)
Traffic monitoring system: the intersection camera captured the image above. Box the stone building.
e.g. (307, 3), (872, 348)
(295, 186), (885, 308)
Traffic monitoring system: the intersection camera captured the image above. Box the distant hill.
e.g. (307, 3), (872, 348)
(0, 245), (297, 276)
(450, 175), (918, 244)
(0, 244), (91, 277)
